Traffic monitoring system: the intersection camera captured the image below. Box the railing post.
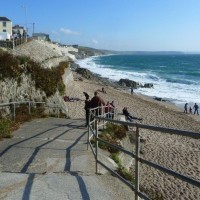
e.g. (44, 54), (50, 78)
(57, 106), (60, 118)
(95, 119), (99, 174)
(13, 103), (16, 121)
(87, 109), (91, 150)
(135, 125), (140, 200)
(28, 101), (31, 114)
(102, 106), (105, 129)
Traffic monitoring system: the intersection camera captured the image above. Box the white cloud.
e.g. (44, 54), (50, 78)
(60, 28), (79, 35)
(52, 30), (59, 35)
(92, 39), (98, 44)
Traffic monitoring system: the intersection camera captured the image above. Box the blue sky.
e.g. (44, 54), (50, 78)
(1, 0), (200, 51)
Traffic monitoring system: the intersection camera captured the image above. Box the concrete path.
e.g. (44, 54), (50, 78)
(0, 118), (135, 200)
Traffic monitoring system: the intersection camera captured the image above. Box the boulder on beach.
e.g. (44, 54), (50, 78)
(118, 79), (139, 88)
(143, 83), (154, 88)
(75, 68), (94, 79)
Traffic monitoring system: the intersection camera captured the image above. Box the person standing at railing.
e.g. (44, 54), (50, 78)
(110, 100), (115, 119)
(90, 91), (105, 116)
(105, 101), (114, 118)
(84, 95), (91, 127)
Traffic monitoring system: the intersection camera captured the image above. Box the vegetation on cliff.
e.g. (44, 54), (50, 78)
(0, 51), (69, 97)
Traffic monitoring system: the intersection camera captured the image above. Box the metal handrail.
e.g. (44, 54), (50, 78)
(87, 107), (200, 200)
(0, 101), (67, 120)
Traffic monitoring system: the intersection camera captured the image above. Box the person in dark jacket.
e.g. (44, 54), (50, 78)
(193, 103), (199, 115)
(122, 107), (142, 122)
(90, 91), (105, 116)
(84, 95), (91, 127)
(184, 103), (188, 113)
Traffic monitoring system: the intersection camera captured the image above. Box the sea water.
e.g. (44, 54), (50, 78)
(76, 54), (200, 109)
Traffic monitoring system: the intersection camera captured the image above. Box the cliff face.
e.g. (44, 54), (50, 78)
(0, 40), (77, 117)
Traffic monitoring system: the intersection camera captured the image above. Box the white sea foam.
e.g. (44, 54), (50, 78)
(76, 56), (200, 107)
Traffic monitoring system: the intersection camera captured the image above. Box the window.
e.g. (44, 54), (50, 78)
(3, 29), (6, 32)
(3, 22), (6, 27)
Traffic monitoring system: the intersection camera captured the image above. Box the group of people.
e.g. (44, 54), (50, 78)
(83, 90), (143, 127)
(184, 103), (199, 115)
(84, 91), (114, 127)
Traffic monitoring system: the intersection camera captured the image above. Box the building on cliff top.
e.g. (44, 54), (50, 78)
(0, 17), (12, 40)
(33, 33), (50, 41)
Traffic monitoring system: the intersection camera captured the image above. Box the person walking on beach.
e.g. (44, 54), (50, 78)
(131, 87), (133, 95)
(184, 103), (188, 113)
(193, 103), (199, 115)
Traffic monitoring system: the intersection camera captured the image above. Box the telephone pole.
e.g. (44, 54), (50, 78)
(22, 5), (27, 42)
(33, 22), (35, 35)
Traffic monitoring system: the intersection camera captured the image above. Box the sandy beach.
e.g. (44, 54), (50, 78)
(64, 69), (200, 200)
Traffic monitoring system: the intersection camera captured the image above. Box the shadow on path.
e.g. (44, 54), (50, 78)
(20, 126), (75, 173)
(76, 175), (90, 200)
(0, 121), (73, 158)
(64, 131), (87, 171)
(22, 173), (35, 200)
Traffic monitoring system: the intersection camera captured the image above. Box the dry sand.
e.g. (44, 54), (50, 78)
(65, 71), (200, 200)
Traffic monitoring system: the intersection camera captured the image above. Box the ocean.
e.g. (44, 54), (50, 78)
(76, 54), (200, 109)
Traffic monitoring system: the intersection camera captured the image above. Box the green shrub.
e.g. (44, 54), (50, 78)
(0, 52), (23, 81)
(0, 52), (69, 97)
(117, 164), (135, 184)
(17, 56), (30, 65)
(0, 118), (13, 138)
(110, 153), (121, 164)
(97, 123), (127, 153)
(27, 60), (68, 97)
(102, 123), (127, 140)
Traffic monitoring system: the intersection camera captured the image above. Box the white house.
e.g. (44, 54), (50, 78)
(0, 17), (12, 35)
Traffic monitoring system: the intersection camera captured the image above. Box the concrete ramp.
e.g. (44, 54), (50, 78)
(0, 118), (134, 200)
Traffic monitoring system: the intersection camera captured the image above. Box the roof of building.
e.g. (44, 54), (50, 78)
(13, 25), (24, 29)
(0, 17), (11, 21)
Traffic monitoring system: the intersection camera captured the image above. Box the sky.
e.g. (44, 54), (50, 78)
(1, 0), (200, 52)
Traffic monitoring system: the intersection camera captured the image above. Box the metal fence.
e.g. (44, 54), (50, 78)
(0, 100), (67, 120)
(87, 106), (200, 200)
(0, 38), (33, 49)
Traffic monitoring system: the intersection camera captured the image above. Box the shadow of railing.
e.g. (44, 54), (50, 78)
(65, 131), (87, 171)
(20, 122), (79, 173)
(22, 173), (35, 200)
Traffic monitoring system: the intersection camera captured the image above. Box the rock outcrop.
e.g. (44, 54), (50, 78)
(119, 79), (139, 88)
(0, 40), (77, 117)
(118, 78), (153, 89)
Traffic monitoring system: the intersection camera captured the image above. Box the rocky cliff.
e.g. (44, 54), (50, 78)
(0, 40), (77, 117)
